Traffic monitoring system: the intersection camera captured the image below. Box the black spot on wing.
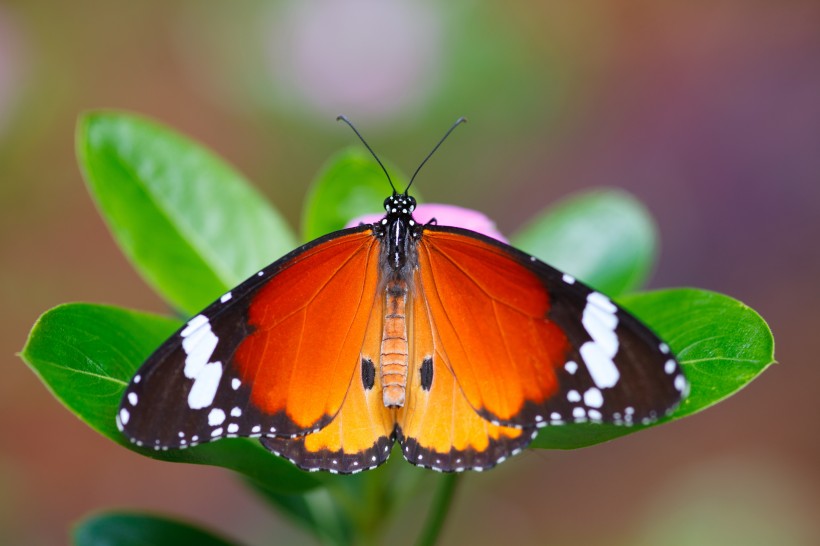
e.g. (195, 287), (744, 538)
(361, 358), (376, 390)
(420, 357), (434, 391)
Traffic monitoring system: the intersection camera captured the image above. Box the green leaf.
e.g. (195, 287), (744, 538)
(301, 147), (413, 241)
(21, 303), (320, 494)
(249, 481), (353, 546)
(511, 189), (658, 295)
(531, 288), (775, 449)
(77, 111), (297, 314)
(73, 511), (239, 546)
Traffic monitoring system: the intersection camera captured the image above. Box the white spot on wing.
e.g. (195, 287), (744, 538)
(562, 273), (576, 284)
(180, 314), (208, 336)
(208, 408), (226, 426)
(582, 293), (619, 356)
(127, 392), (138, 406)
(181, 315), (218, 379)
(576, 292), (621, 389)
(118, 408), (129, 426)
(580, 342), (619, 389)
(220, 292), (233, 303)
(583, 387), (603, 408)
(179, 315), (228, 410)
(587, 291), (617, 313)
(564, 360), (578, 374)
(188, 361), (223, 409)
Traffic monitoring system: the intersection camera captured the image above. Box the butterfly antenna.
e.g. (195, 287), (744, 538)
(404, 117), (467, 195)
(336, 115), (397, 194)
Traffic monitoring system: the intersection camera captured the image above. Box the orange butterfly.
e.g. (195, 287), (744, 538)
(117, 118), (687, 473)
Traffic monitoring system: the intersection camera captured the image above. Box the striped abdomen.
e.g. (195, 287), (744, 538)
(381, 280), (409, 407)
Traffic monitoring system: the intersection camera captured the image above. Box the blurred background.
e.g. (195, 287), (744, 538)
(1, 1), (818, 544)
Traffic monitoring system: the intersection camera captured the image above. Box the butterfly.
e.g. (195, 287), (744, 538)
(117, 117), (687, 474)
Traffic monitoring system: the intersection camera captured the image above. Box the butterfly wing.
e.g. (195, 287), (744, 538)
(117, 226), (385, 450)
(397, 271), (531, 472)
(412, 226), (686, 433)
(261, 291), (397, 474)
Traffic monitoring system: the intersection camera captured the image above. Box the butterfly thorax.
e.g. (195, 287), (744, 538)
(377, 193), (420, 273)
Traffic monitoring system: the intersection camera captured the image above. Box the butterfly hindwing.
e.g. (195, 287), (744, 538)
(397, 272), (531, 472)
(117, 227), (382, 450)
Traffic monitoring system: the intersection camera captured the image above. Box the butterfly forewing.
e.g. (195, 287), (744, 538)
(541, 275), (687, 426)
(117, 227), (382, 450)
(416, 226), (687, 430)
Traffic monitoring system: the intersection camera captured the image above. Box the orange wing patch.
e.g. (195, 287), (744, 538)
(416, 229), (571, 428)
(234, 231), (381, 436)
(261, 352), (396, 474)
(251, 227), (571, 472)
(396, 270), (531, 472)
(260, 252), (397, 474)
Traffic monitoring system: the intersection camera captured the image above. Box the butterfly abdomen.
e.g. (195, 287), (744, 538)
(381, 280), (409, 407)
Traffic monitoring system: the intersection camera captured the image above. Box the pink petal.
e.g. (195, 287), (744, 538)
(346, 203), (507, 243)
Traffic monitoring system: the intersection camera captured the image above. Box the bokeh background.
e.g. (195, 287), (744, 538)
(2, 1), (818, 544)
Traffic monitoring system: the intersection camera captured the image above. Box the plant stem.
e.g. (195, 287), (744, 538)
(414, 473), (461, 546)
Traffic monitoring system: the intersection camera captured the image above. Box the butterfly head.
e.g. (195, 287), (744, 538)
(383, 194), (417, 221)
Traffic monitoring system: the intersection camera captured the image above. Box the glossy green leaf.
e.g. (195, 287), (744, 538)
(21, 303), (319, 494)
(73, 512), (239, 546)
(301, 147), (413, 241)
(531, 288), (775, 449)
(511, 189), (658, 295)
(77, 111), (297, 314)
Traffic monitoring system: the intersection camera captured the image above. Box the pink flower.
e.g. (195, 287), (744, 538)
(346, 203), (508, 243)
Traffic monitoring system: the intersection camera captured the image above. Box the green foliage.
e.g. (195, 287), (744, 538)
(512, 189), (657, 296)
(77, 112), (296, 314)
(73, 512), (239, 546)
(21, 112), (774, 546)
